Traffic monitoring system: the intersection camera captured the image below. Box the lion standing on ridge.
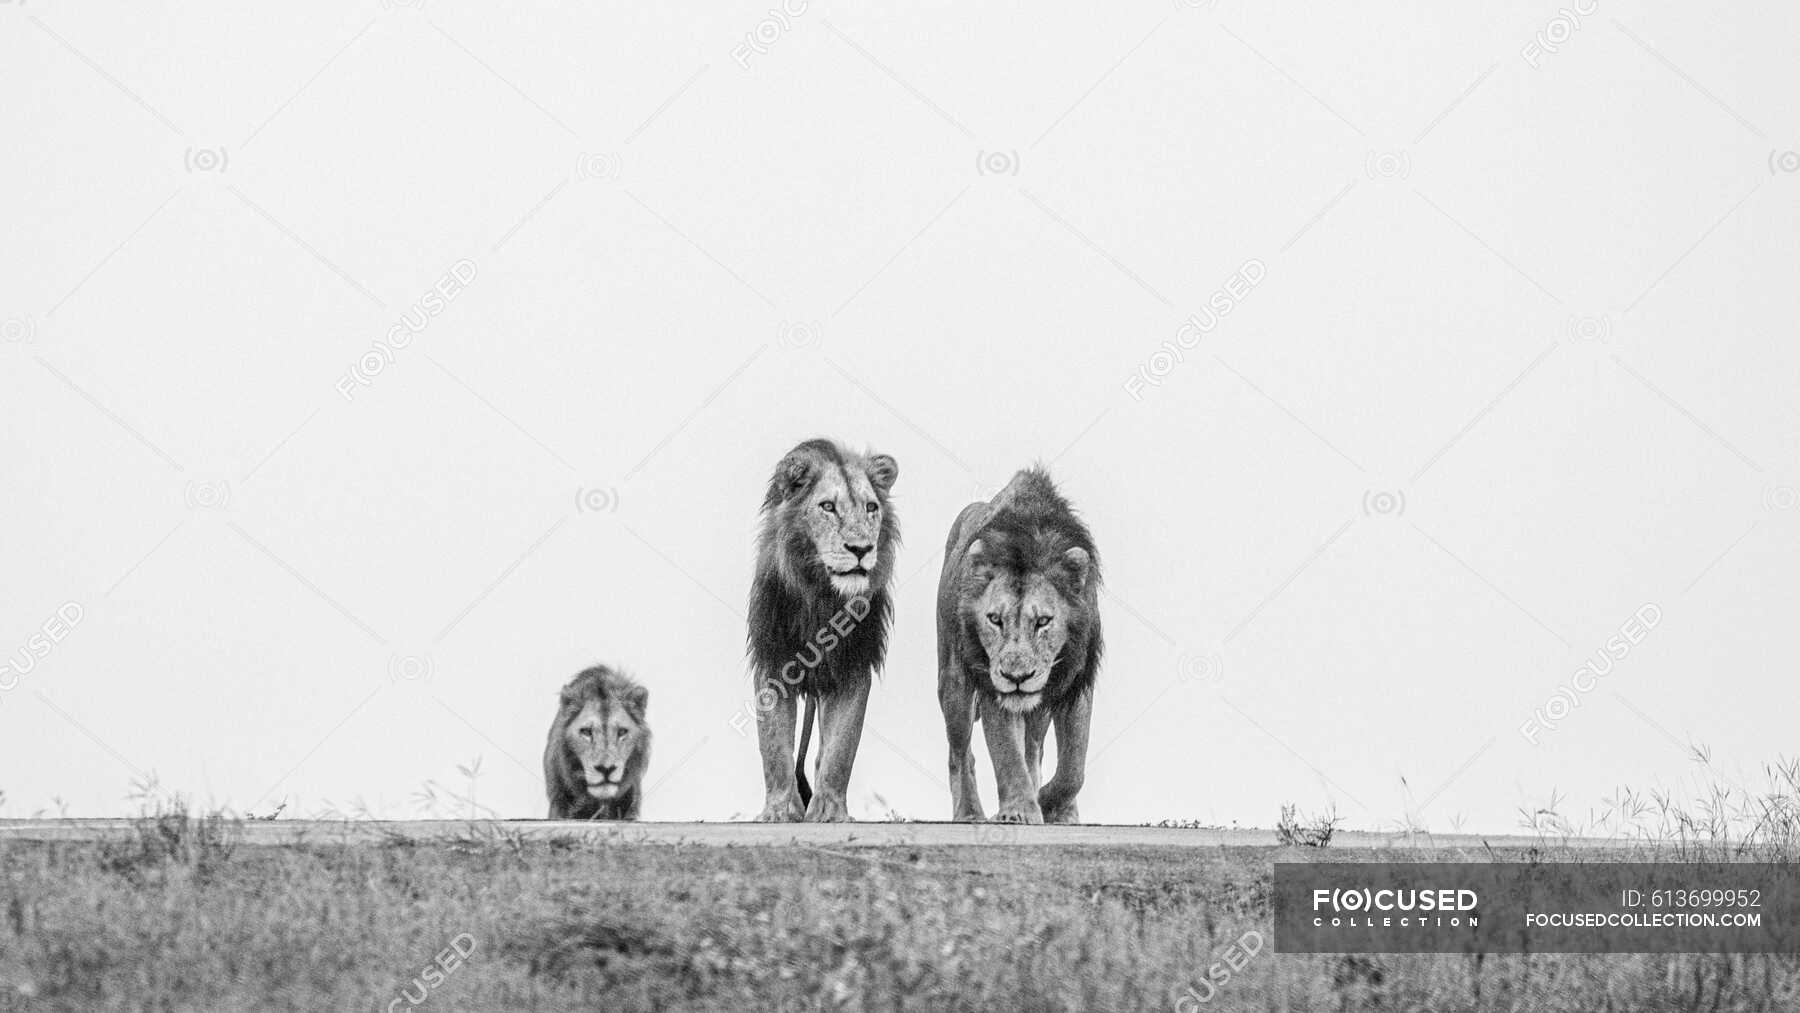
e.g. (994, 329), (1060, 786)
(748, 438), (899, 822)
(543, 665), (651, 820)
(938, 467), (1102, 824)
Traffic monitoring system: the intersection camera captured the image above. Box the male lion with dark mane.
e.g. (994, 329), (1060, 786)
(938, 467), (1101, 824)
(748, 438), (899, 822)
(543, 665), (650, 820)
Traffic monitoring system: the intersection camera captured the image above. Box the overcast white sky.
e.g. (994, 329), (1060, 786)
(3, 2), (1797, 832)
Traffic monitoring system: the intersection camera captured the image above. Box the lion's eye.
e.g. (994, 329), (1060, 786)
(864, 502), (878, 514)
(614, 727), (629, 741)
(578, 727), (595, 739)
(986, 612), (1003, 628)
(1034, 615), (1052, 629)
(819, 501), (837, 514)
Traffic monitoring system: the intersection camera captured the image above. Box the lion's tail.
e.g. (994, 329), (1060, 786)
(795, 693), (817, 809)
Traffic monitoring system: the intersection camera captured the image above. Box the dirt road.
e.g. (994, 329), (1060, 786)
(0, 818), (1617, 849)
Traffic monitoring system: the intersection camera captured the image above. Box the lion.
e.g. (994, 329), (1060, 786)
(543, 665), (651, 820)
(937, 467), (1102, 824)
(748, 438), (900, 822)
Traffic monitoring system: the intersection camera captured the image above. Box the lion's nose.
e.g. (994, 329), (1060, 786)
(998, 669), (1030, 686)
(596, 764), (618, 781)
(845, 543), (873, 562)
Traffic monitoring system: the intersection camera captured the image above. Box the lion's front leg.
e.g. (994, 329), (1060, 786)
(1038, 690), (1091, 825)
(939, 665), (984, 822)
(805, 672), (870, 823)
(753, 681), (805, 822)
(980, 695), (1042, 824)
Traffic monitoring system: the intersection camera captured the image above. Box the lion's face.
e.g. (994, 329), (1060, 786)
(963, 539), (1092, 713)
(563, 696), (645, 800)
(769, 443), (899, 599)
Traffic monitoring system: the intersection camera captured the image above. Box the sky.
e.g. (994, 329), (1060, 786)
(2, 2), (1798, 834)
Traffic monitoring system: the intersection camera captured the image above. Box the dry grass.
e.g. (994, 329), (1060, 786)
(3, 756), (1800, 1010)
(1, 828), (1798, 1010)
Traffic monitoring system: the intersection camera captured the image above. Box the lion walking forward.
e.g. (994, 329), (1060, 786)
(544, 665), (651, 820)
(938, 467), (1102, 824)
(748, 439), (900, 822)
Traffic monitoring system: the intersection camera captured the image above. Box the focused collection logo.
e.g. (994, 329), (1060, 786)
(1310, 887), (1481, 928)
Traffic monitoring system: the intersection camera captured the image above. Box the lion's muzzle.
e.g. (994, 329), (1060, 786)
(585, 764), (625, 798)
(990, 661), (1050, 710)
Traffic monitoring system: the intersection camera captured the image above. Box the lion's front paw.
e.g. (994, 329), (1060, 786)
(755, 792), (805, 822)
(991, 802), (1043, 825)
(803, 792), (850, 823)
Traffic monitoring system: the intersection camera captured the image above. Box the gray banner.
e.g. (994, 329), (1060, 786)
(1274, 862), (1800, 953)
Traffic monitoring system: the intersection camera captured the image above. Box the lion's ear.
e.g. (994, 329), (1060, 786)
(866, 453), (898, 492)
(1061, 546), (1092, 591)
(625, 684), (649, 716)
(965, 538), (991, 577)
(778, 452), (818, 497)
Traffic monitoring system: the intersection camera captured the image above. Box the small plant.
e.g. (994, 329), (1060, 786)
(1584, 748), (1800, 861)
(1275, 803), (1340, 847)
(412, 757), (499, 821)
(1516, 787), (1576, 838)
(100, 793), (237, 883)
(31, 796), (70, 819)
(870, 793), (911, 823)
(310, 795), (375, 821)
